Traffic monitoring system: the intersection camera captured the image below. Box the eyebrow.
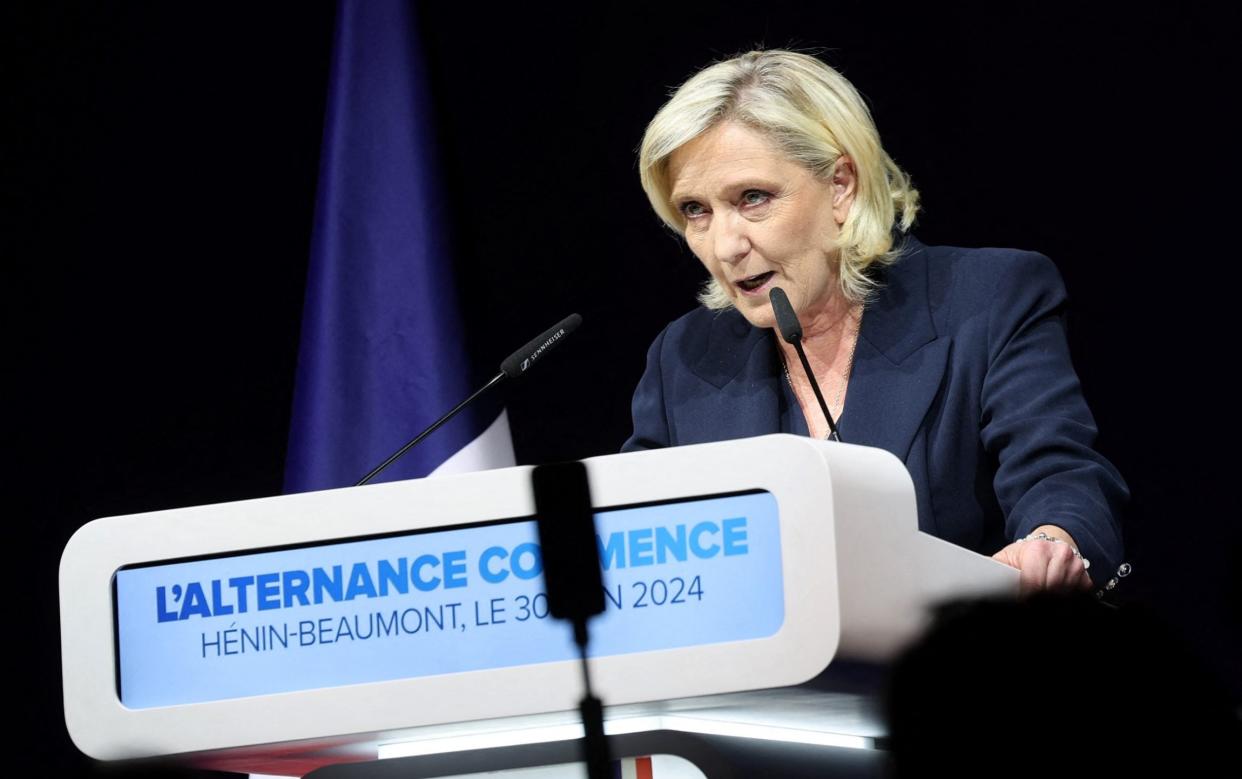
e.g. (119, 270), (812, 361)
(670, 179), (780, 207)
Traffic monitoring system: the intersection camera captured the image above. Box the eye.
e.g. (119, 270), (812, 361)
(679, 201), (707, 219)
(740, 189), (772, 207)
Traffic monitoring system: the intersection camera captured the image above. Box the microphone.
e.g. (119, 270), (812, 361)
(500, 313), (582, 378)
(531, 461), (611, 779)
(769, 287), (841, 442)
(355, 313), (583, 486)
(770, 286), (803, 344)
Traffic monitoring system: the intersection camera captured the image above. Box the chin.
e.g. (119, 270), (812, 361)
(736, 302), (776, 331)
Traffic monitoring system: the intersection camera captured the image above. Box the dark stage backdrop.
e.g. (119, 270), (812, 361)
(9, 3), (1238, 776)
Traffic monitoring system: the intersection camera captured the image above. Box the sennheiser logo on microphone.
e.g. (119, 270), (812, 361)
(521, 327), (567, 372)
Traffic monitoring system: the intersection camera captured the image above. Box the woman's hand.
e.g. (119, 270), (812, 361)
(992, 525), (1092, 596)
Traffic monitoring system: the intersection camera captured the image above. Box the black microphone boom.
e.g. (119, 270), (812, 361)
(769, 287), (841, 442)
(355, 313), (583, 486)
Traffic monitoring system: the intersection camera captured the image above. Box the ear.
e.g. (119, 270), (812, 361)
(831, 155), (857, 226)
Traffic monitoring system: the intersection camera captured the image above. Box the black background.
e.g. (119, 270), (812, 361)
(8, 3), (1239, 775)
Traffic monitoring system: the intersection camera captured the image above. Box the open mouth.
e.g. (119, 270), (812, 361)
(736, 271), (776, 292)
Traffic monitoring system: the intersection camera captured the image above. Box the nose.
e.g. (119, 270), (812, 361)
(711, 210), (751, 266)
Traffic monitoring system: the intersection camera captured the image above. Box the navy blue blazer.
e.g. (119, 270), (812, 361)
(622, 235), (1126, 586)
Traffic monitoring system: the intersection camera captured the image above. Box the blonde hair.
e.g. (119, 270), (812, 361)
(639, 50), (920, 307)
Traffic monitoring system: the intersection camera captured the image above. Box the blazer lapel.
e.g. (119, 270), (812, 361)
(838, 236), (950, 462)
(687, 309), (783, 443)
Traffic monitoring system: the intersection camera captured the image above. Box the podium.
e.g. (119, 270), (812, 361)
(59, 434), (1016, 777)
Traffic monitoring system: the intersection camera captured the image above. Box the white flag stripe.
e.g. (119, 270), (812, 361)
(429, 408), (517, 478)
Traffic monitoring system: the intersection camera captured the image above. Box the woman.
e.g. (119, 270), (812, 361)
(622, 50), (1126, 594)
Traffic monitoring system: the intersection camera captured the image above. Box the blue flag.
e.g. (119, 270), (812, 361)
(285, 0), (513, 494)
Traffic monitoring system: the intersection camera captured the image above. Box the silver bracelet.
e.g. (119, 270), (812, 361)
(1017, 531), (1091, 570)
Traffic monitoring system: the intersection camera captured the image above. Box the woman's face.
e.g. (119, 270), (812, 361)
(667, 122), (855, 329)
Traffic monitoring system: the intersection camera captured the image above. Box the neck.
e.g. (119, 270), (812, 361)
(776, 289), (862, 368)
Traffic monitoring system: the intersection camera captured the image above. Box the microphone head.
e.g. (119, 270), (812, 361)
(768, 287), (802, 344)
(499, 313), (583, 379)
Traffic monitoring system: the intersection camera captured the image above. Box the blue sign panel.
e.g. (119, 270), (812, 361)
(113, 491), (784, 709)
